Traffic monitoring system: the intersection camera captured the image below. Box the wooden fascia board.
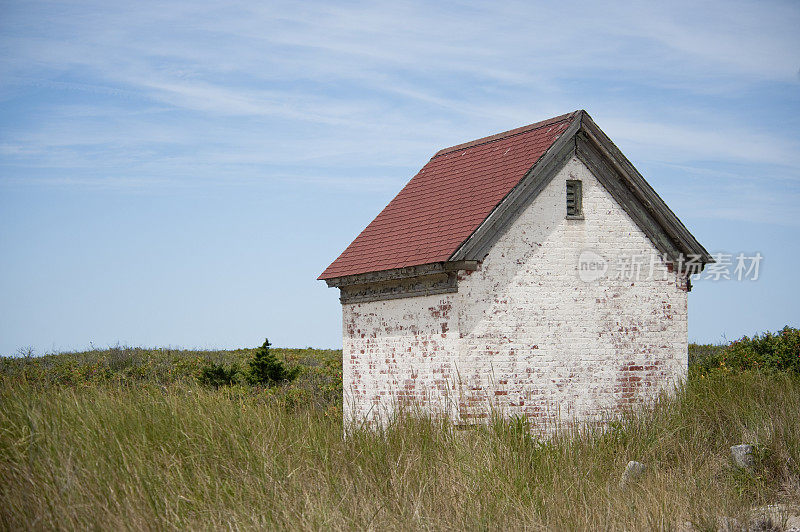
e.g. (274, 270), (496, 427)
(576, 134), (683, 261)
(338, 273), (458, 304)
(324, 260), (478, 288)
(578, 113), (713, 263)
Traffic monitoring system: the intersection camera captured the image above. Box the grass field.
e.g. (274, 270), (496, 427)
(1, 342), (799, 530)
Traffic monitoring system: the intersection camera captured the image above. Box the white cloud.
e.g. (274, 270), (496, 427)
(602, 117), (800, 170)
(1, 0), (798, 218)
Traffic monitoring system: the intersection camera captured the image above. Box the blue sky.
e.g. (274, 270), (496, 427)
(1, 0), (799, 354)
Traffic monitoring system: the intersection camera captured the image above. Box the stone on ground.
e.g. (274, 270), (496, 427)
(619, 460), (647, 487)
(731, 444), (756, 471)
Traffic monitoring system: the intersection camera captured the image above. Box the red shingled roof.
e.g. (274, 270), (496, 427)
(319, 111), (580, 280)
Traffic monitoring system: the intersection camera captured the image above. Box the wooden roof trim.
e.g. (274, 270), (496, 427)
(324, 260), (478, 288)
(578, 113), (712, 262)
(449, 110), (712, 266)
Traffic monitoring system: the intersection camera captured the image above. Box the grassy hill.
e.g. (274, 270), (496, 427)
(0, 345), (343, 410)
(1, 337), (798, 530)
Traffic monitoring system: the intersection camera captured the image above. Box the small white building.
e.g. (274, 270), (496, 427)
(319, 110), (711, 429)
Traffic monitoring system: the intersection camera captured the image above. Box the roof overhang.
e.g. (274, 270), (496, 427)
(324, 261), (478, 304)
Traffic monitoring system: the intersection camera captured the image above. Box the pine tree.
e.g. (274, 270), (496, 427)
(247, 338), (297, 386)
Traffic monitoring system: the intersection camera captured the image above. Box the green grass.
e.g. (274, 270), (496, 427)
(1, 344), (799, 530)
(0, 345), (342, 410)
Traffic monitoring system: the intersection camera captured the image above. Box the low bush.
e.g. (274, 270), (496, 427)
(724, 326), (800, 373)
(197, 361), (240, 387)
(692, 326), (800, 375)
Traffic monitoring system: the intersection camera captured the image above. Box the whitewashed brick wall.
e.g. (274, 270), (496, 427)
(342, 156), (688, 430)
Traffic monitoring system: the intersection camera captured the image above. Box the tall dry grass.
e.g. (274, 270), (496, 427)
(1, 370), (799, 530)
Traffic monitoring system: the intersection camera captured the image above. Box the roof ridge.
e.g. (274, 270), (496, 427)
(431, 110), (581, 159)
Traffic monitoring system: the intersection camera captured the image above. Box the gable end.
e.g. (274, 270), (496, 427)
(451, 111), (712, 269)
(575, 113), (711, 265)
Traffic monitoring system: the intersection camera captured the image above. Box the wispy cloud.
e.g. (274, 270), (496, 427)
(1, 0), (799, 353)
(603, 118), (800, 170)
(1, 0), (799, 220)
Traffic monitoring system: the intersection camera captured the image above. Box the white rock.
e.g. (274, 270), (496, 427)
(731, 444), (756, 471)
(619, 460), (647, 487)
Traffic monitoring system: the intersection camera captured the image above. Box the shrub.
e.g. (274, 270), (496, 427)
(197, 362), (240, 388)
(688, 343), (725, 370)
(722, 326), (800, 373)
(247, 339), (298, 387)
(693, 326), (800, 375)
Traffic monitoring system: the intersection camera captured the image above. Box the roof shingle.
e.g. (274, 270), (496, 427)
(319, 111), (579, 280)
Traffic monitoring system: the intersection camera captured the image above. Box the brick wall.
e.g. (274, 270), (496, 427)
(342, 156), (688, 430)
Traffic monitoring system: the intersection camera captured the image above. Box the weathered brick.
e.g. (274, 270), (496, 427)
(342, 157), (688, 430)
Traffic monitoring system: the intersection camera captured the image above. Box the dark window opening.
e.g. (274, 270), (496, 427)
(566, 180), (583, 218)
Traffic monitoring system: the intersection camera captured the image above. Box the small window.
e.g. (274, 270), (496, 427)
(566, 180), (583, 218)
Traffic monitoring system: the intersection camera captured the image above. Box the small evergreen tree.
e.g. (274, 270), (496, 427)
(247, 339), (298, 386)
